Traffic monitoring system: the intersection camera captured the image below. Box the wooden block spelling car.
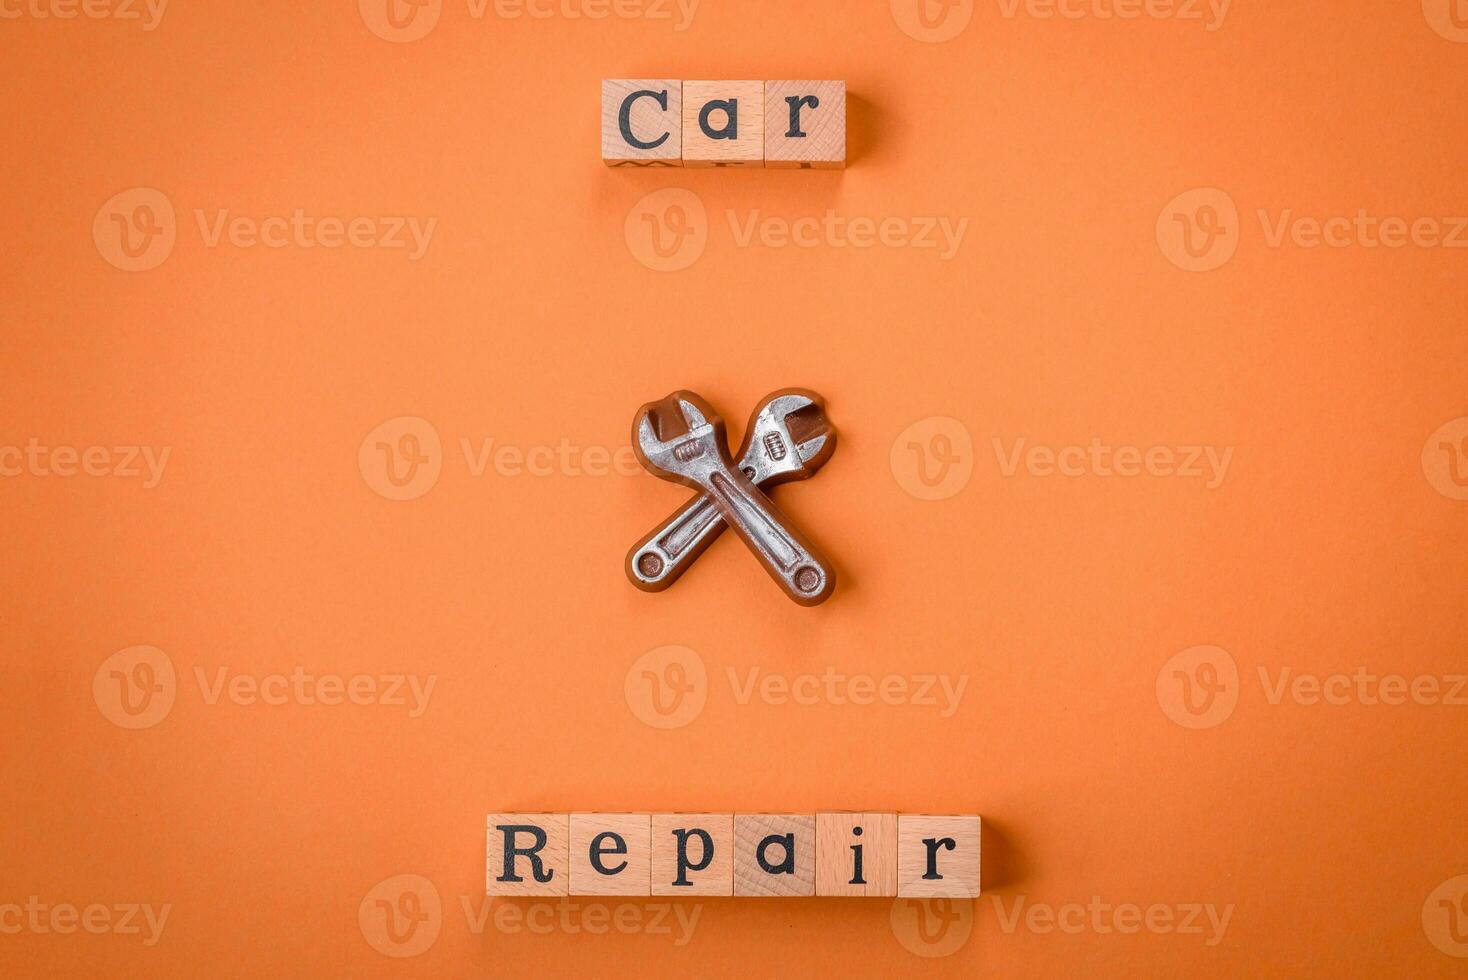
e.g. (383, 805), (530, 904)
(602, 80), (846, 168)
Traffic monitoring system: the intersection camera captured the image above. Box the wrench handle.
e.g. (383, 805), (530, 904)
(626, 492), (729, 591)
(703, 469), (834, 606)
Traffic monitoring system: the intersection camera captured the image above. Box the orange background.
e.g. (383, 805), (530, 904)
(4, 0), (1468, 976)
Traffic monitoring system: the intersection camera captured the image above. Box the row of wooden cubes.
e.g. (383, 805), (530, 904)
(487, 812), (979, 898)
(601, 80), (846, 169)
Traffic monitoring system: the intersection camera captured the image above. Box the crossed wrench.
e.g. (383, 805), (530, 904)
(627, 389), (837, 606)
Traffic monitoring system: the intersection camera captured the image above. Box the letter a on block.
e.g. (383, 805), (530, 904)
(683, 81), (765, 168)
(487, 813), (570, 896)
(764, 81), (846, 169)
(602, 80), (683, 167)
(734, 813), (815, 896)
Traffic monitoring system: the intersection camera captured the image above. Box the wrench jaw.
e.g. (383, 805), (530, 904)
(632, 391), (732, 492)
(735, 388), (838, 488)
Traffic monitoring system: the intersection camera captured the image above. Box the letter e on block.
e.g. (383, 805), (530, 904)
(487, 813), (570, 896)
(897, 815), (981, 898)
(602, 80), (683, 167)
(570, 813), (652, 896)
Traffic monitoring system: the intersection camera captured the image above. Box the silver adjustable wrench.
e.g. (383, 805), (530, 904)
(632, 390), (836, 606)
(626, 389), (835, 593)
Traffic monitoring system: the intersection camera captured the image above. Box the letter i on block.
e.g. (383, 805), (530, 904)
(683, 81), (765, 168)
(897, 815), (981, 898)
(487, 813), (570, 896)
(602, 80), (683, 167)
(815, 812), (898, 896)
(764, 81), (846, 169)
(734, 813), (815, 896)
(652, 814), (733, 896)
(569, 813), (652, 895)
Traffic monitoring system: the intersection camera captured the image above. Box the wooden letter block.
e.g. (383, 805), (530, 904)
(764, 81), (846, 169)
(897, 815), (981, 898)
(569, 813), (651, 896)
(486, 813), (569, 897)
(682, 81), (764, 168)
(815, 812), (898, 897)
(602, 80), (683, 167)
(651, 814), (733, 896)
(734, 813), (815, 897)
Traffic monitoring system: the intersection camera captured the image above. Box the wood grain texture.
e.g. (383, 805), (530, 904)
(815, 812), (898, 897)
(897, 815), (981, 898)
(733, 813), (815, 897)
(486, 813), (569, 896)
(764, 81), (846, 169)
(601, 80), (683, 167)
(651, 813), (734, 896)
(682, 81), (764, 168)
(569, 813), (652, 896)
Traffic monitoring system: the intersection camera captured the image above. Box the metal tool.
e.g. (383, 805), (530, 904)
(627, 389), (836, 594)
(632, 390), (836, 606)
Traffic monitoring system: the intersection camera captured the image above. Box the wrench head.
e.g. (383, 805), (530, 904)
(632, 390), (731, 489)
(736, 388), (837, 487)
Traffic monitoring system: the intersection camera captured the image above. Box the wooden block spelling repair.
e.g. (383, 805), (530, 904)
(897, 815), (981, 898)
(486, 813), (569, 897)
(569, 813), (652, 896)
(733, 813), (815, 897)
(815, 812), (898, 897)
(602, 80), (683, 167)
(682, 81), (764, 168)
(763, 81), (846, 169)
(651, 814), (734, 896)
